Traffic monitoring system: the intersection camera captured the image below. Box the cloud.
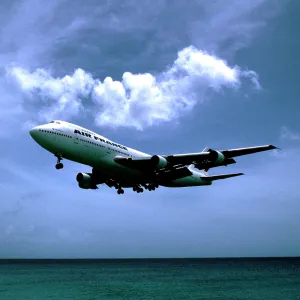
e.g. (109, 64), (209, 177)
(7, 46), (259, 130)
(280, 126), (300, 142)
(190, 0), (287, 54)
(0, 0), (297, 259)
(0, 0), (285, 133)
(6, 67), (94, 122)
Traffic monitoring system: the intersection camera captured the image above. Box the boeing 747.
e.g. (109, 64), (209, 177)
(29, 120), (277, 194)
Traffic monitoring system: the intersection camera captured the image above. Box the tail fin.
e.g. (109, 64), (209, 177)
(202, 172), (244, 181)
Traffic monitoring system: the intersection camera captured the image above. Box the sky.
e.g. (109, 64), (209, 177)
(0, 0), (299, 258)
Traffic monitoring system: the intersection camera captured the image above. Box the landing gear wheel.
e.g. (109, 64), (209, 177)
(55, 163), (64, 170)
(147, 184), (155, 191)
(54, 153), (63, 170)
(117, 188), (124, 195)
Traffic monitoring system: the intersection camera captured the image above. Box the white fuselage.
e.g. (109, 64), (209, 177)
(29, 120), (211, 188)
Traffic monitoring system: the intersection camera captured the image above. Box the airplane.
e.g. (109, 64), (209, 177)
(29, 120), (277, 194)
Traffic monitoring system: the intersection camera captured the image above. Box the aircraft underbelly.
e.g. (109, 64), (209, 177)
(93, 157), (145, 185)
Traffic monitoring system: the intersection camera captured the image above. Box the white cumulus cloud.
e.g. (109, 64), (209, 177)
(7, 67), (94, 122)
(7, 46), (260, 130)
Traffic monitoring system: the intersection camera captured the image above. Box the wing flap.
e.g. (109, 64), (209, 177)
(158, 166), (193, 181)
(114, 156), (154, 170)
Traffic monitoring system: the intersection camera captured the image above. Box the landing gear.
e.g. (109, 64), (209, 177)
(105, 180), (125, 194)
(55, 153), (63, 170)
(117, 188), (124, 195)
(132, 183), (159, 193)
(55, 163), (63, 170)
(137, 187), (143, 193)
(144, 183), (158, 191)
(133, 185), (144, 193)
(148, 185), (155, 191)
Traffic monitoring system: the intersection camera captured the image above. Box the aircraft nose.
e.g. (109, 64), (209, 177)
(29, 126), (39, 140)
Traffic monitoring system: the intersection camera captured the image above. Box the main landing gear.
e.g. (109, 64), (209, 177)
(132, 183), (159, 193)
(106, 180), (159, 195)
(142, 183), (159, 192)
(114, 183), (124, 195)
(133, 185), (144, 193)
(105, 180), (125, 194)
(117, 188), (124, 195)
(55, 153), (63, 170)
(114, 184), (124, 194)
(146, 183), (158, 191)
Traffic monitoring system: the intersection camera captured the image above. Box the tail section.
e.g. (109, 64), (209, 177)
(202, 172), (244, 181)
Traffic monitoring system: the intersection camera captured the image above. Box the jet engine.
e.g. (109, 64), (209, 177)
(207, 149), (225, 163)
(151, 155), (168, 169)
(76, 172), (97, 189)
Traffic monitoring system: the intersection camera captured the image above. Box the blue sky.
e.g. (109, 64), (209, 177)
(0, 0), (299, 258)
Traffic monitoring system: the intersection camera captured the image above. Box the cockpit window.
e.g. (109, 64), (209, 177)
(49, 121), (55, 123)
(49, 120), (60, 124)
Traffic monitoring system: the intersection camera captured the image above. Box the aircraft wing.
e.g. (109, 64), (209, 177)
(114, 156), (158, 170)
(114, 144), (277, 172)
(162, 144), (277, 170)
(219, 145), (278, 158)
(114, 156), (193, 180)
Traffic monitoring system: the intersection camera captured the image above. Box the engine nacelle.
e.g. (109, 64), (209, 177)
(151, 155), (168, 169)
(207, 149), (225, 164)
(76, 173), (97, 189)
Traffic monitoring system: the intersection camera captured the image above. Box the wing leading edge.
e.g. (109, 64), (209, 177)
(162, 144), (277, 165)
(220, 145), (278, 158)
(114, 144), (278, 173)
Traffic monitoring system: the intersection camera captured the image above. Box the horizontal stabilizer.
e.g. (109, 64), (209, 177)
(203, 172), (244, 181)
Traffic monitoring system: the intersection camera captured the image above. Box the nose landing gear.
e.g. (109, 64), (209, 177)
(55, 153), (63, 170)
(56, 163), (63, 170)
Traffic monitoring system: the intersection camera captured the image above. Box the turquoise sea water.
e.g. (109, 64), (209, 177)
(0, 258), (299, 300)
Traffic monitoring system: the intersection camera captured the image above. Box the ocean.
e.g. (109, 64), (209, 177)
(0, 258), (299, 300)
